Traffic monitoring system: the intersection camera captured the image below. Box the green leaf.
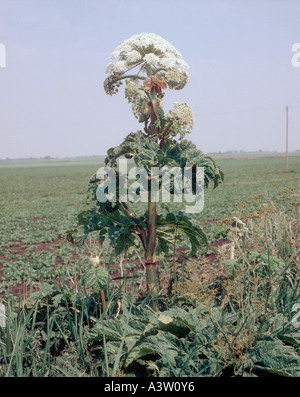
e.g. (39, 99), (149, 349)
(90, 319), (124, 341)
(250, 339), (300, 377)
(84, 265), (109, 292)
(278, 333), (300, 347)
(52, 293), (64, 308)
(156, 211), (208, 255)
(125, 331), (185, 368)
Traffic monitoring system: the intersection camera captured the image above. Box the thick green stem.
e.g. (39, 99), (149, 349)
(145, 64), (153, 77)
(143, 65), (159, 308)
(146, 199), (157, 263)
(145, 195), (158, 307)
(145, 175), (158, 308)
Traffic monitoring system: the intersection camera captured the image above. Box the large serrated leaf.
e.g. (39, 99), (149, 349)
(156, 211), (208, 255)
(250, 339), (300, 377)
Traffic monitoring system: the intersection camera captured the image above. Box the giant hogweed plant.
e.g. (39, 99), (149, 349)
(67, 33), (223, 304)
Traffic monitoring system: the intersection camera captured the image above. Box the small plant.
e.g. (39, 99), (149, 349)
(67, 33), (223, 306)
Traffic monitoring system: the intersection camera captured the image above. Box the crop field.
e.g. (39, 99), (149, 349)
(0, 153), (299, 377)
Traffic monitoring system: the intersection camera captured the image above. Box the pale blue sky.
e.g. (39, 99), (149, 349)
(0, 0), (299, 159)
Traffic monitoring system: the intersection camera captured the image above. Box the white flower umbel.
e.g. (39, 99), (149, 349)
(165, 67), (189, 90)
(104, 33), (192, 127)
(106, 33), (189, 76)
(124, 80), (147, 120)
(168, 102), (194, 131)
(124, 80), (143, 102)
(144, 53), (160, 66)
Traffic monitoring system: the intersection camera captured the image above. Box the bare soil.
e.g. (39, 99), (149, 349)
(0, 234), (230, 300)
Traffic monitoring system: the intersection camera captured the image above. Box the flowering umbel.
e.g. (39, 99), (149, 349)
(103, 33), (193, 139)
(168, 102), (194, 131)
(106, 33), (189, 75)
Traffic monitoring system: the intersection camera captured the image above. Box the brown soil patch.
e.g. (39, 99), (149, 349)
(31, 237), (65, 253)
(0, 236), (231, 300)
(0, 237), (67, 300)
(33, 217), (47, 222)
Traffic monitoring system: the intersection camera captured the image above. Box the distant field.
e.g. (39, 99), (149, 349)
(201, 153), (300, 221)
(0, 153), (299, 298)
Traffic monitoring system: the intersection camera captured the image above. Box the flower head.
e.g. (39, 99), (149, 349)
(164, 67), (189, 90)
(106, 33), (189, 80)
(89, 255), (100, 266)
(125, 80), (143, 102)
(125, 80), (150, 121)
(143, 53), (160, 66)
(103, 75), (123, 95)
(168, 102), (194, 131)
(104, 33), (192, 132)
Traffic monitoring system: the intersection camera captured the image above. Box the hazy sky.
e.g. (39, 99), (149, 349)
(0, 0), (299, 159)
